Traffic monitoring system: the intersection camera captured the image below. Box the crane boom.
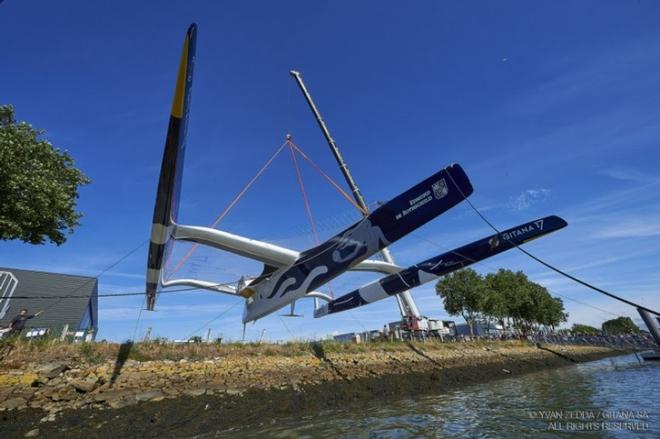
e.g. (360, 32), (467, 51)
(289, 70), (421, 319)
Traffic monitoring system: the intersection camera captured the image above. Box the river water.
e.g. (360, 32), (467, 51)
(211, 354), (659, 438)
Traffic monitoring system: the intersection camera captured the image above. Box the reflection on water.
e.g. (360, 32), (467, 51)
(212, 355), (659, 438)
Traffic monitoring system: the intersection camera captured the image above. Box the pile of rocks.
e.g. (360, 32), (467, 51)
(0, 342), (621, 424)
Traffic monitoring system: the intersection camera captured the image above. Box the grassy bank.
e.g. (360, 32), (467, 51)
(0, 337), (522, 366)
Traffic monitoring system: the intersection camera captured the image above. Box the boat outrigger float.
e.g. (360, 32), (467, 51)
(146, 23), (569, 325)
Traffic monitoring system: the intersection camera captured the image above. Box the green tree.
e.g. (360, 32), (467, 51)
(571, 324), (599, 335)
(479, 286), (508, 331)
(0, 105), (90, 245)
(602, 317), (640, 335)
(484, 269), (566, 333)
(541, 296), (568, 330)
(484, 269), (528, 332)
(435, 268), (484, 336)
(528, 285), (567, 330)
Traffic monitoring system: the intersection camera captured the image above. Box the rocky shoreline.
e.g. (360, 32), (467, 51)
(0, 341), (625, 438)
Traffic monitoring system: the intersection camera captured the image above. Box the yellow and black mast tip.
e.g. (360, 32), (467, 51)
(146, 23), (197, 311)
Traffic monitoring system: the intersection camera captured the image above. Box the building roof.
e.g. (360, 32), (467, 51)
(0, 267), (98, 333)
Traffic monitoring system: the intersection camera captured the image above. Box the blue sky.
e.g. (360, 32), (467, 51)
(2, 1), (660, 342)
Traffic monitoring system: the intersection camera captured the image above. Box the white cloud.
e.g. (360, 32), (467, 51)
(599, 167), (655, 184)
(509, 188), (551, 211)
(592, 216), (660, 239)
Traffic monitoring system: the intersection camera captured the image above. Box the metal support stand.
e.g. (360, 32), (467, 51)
(638, 307), (660, 361)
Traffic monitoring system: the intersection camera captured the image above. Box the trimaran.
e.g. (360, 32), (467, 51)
(146, 23), (568, 326)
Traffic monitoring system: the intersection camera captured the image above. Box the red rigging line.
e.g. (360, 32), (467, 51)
(165, 141), (289, 279)
(165, 137), (369, 282)
(288, 141), (320, 244)
(286, 139), (337, 299)
(288, 141), (368, 216)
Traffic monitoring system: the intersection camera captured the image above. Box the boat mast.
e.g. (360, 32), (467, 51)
(289, 70), (421, 320)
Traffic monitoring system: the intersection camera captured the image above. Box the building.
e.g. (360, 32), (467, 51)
(0, 267), (98, 339)
(334, 332), (362, 343)
(454, 320), (505, 337)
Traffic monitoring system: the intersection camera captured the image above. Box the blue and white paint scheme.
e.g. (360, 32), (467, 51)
(144, 24), (474, 322)
(314, 216), (568, 317)
(241, 164), (473, 322)
(145, 24), (569, 327)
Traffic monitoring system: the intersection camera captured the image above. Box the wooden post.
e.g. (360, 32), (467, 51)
(60, 324), (69, 341)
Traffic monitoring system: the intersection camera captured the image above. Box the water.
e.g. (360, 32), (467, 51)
(212, 354), (659, 438)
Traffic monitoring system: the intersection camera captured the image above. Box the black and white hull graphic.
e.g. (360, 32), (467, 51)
(242, 164), (474, 322)
(315, 215), (567, 317)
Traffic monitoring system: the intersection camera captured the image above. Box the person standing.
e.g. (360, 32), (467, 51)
(9, 309), (43, 336)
